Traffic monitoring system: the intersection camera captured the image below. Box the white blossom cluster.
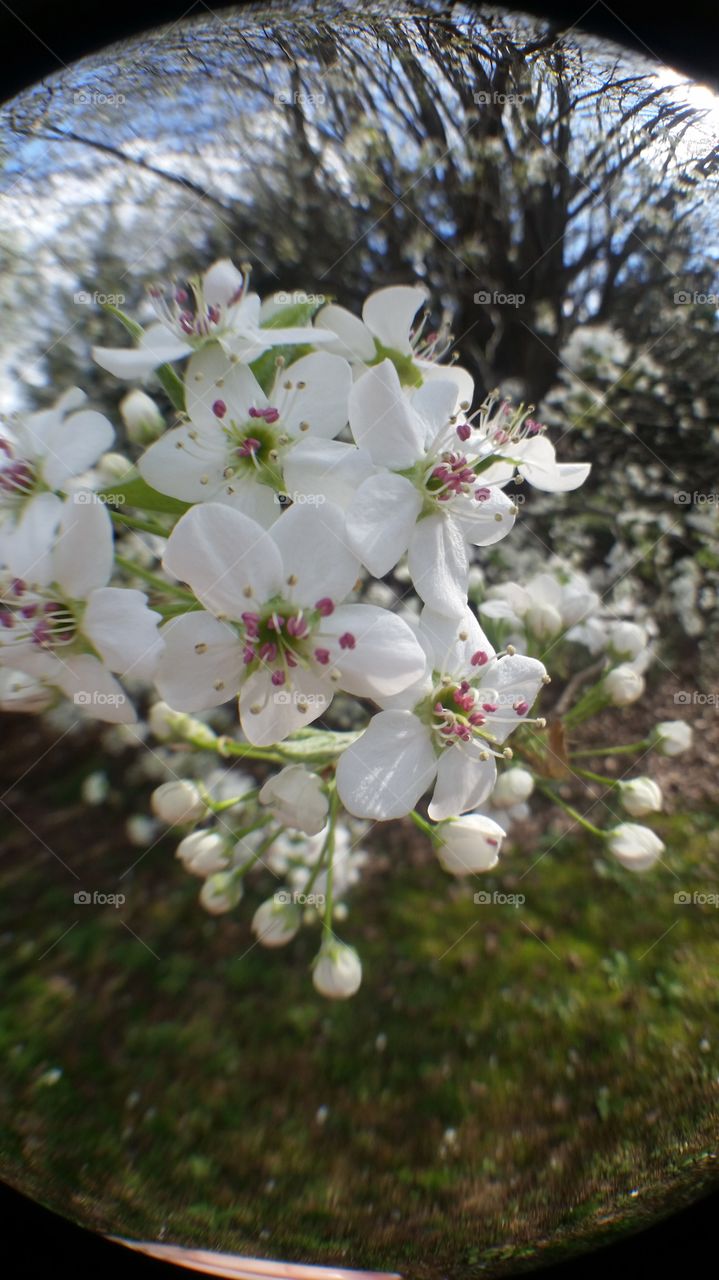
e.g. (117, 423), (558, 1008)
(0, 260), (694, 997)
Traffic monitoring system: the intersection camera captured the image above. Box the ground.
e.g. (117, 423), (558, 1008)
(0, 691), (717, 1279)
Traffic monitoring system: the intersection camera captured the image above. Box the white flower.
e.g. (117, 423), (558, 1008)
(176, 830), (230, 876)
(341, 364), (588, 615)
(137, 346), (353, 523)
(156, 501), (426, 745)
(199, 870), (243, 915)
(481, 570), (599, 637)
(252, 896), (301, 947)
(312, 940), (362, 999)
(151, 779), (206, 825)
(336, 605), (546, 821)
(604, 664), (645, 706)
(619, 777), (662, 817)
(0, 388), (114, 583)
(607, 823), (665, 871)
(607, 620), (648, 659)
(436, 813), (506, 875)
(120, 389), (164, 444)
(653, 720), (693, 756)
(315, 283), (474, 402)
(491, 766), (535, 808)
(93, 259), (330, 380)
(343, 362), (518, 614)
(259, 765), (328, 835)
(0, 498), (162, 722)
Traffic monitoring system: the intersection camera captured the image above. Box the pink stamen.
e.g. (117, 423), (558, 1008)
(514, 700), (530, 716)
(339, 632), (356, 650)
(258, 642), (278, 663)
(471, 650), (489, 666)
(212, 399), (227, 419)
(237, 437), (261, 457)
(271, 670), (286, 687)
(315, 597), (334, 617)
(314, 648), (330, 665)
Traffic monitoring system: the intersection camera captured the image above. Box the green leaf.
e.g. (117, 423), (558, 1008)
(99, 472), (190, 515)
(156, 363), (186, 412)
(101, 302), (144, 342)
(261, 300), (323, 329)
(249, 343), (315, 394)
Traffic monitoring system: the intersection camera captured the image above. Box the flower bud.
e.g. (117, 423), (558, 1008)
(491, 767), (534, 808)
(604, 664), (645, 706)
(199, 871), (242, 915)
(608, 621), (647, 659)
(252, 895), (301, 947)
(259, 765), (329, 836)
(120, 389), (164, 444)
(526, 600), (562, 638)
(436, 813), (506, 876)
(0, 668), (54, 714)
(652, 720), (693, 757)
(619, 777), (662, 817)
(176, 830), (229, 877)
(151, 779), (205, 826)
(96, 451), (133, 482)
(312, 941), (362, 999)
(607, 823), (665, 871)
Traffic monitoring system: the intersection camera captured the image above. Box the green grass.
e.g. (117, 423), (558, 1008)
(0, 756), (718, 1277)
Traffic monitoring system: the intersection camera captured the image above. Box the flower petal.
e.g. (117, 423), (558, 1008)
(202, 259), (245, 308)
(184, 344), (266, 430)
(362, 285), (427, 354)
(56, 655), (135, 724)
(478, 653), (547, 744)
(1, 491), (63, 586)
(163, 503), (283, 619)
(239, 666), (331, 746)
(282, 438), (375, 509)
(155, 611), (242, 711)
(53, 497), (113, 597)
(515, 436), (590, 492)
(419, 605), (495, 674)
(138, 423), (228, 502)
(453, 488), (516, 546)
(428, 745), (497, 821)
(346, 473), (422, 577)
(315, 304), (376, 361)
(269, 501), (359, 606)
(271, 351), (352, 439)
(41, 411), (115, 489)
(408, 513), (469, 615)
(318, 603), (427, 698)
(93, 323), (191, 380)
(348, 359), (425, 468)
(83, 587), (162, 680)
(336, 710), (437, 820)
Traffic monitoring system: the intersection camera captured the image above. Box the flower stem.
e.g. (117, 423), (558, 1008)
(322, 787), (339, 939)
(569, 739), (650, 759)
(409, 810), (438, 842)
(111, 509), (170, 538)
(537, 781), (605, 838)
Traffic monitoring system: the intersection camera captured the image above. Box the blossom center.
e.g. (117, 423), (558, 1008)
(0, 579), (77, 651)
